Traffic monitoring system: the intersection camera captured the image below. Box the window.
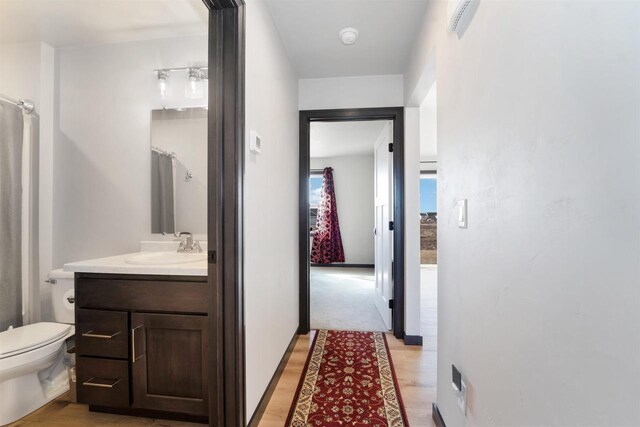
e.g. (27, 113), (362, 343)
(420, 174), (437, 264)
(309, 173), (324, 234)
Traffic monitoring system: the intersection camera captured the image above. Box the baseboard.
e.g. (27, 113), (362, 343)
(432, 403), (446, 427)
(310, 263), (374, 268)
(403, 335), (423, 346)
(247, 332), (299, 427)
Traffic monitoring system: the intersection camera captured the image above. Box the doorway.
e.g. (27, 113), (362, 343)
(299, 107), (405, 339)
(308, 121), (389, 332)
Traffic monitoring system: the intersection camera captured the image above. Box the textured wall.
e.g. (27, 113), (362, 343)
(405, 0), (640, 425)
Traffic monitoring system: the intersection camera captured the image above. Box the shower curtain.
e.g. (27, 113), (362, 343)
(151, 150), (175, 234)
(311, 167), (345, 264)
(0, 101), (24, 330)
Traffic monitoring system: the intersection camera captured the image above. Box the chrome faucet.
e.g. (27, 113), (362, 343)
(177, 232), (202, 253)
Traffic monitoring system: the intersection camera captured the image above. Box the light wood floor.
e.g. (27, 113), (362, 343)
(257, 266), (438, 426)
(256, 331), (436, 427)
(6, 394), (206, 427)
(11, 267), (437, 427)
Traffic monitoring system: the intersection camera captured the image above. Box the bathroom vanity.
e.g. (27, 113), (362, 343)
(64, 243), (208, 423)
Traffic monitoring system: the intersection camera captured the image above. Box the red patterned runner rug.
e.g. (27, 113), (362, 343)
(286, 330), (409, 426)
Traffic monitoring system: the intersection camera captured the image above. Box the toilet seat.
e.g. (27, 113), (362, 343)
(0, 323), (72, 360)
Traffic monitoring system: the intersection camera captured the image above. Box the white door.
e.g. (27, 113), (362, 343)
(374, 125), (393, 330)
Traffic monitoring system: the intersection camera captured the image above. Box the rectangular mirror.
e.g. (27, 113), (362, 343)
(150, 107), (207, 234)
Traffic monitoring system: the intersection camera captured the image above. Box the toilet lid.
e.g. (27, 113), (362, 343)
(0, 322), (72, 359)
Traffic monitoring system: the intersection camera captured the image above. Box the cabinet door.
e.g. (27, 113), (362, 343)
(131, 313), (208, 416)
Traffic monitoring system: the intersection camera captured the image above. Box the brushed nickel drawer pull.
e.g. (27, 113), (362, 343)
(82, 377), (121, 388)
(81, 330), (121, 339)
(132, 325), (144, 363)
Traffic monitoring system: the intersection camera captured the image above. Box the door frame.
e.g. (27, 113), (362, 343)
(203, 0), (245, 426)
(298, 107), (405, 339)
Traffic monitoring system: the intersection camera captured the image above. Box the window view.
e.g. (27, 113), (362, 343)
(420, 175), (437, 264)
(309, 174), (323, 233)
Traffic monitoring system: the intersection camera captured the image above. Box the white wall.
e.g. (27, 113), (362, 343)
(244, 0), (299, 420)
(404, 108), (421, 338)
(299, 74), (403, 110)
(0, 41), (55, 322)
(405, 1), (640, 425)
(419, 83), (437, 161)
(54, 35), (207, 268)
(310, 155), (374, 264)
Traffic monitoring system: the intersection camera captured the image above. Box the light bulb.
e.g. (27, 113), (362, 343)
(157, 70), (169, 99)
(185, 68), (205, 99)
(158, 78), (167, 98)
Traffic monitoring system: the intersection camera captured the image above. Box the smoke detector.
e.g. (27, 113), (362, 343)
(339, 28), (359, 45)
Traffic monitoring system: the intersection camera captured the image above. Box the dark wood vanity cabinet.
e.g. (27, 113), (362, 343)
(74, 273), (208, 422)
(131, 313), (208, 416)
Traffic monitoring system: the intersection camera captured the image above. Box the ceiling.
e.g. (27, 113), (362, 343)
(265, 0), (430, 78)
(0, 0), (207, 48)
(310, 121), (390, 158)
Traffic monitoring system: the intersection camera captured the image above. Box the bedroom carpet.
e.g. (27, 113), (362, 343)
(310, 267), (387, 332)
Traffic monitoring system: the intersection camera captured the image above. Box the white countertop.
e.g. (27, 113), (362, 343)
(63, 241), (207, 276)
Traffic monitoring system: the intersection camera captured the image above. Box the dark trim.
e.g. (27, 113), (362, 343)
(299, 107), (406, 339)
(74, 272), (206, 282)
(311, 263), (374, 269)
(432, 403), (447, 427)
(309, 168), (325, 174)
(247, 333), (299, 427)
(403, 335), (424, 346)
(298, 111), (311, 335)
(205, 0), (245, 426)
(202, 0), (243, 9)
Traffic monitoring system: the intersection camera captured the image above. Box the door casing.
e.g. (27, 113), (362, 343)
(202, 1), (246, 426)
(298, 107), (406, 339)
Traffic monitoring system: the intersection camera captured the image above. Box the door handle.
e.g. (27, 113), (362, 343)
(83, 377), (121, 388)
(81, 330), (120, 339)
(131, 325), (144, 363)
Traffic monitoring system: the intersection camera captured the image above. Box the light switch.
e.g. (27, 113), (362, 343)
(457, 199), (467, 228)
(249, 131), (262, 154)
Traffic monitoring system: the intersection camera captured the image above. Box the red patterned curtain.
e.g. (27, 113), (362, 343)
(311, 167), (345, 264)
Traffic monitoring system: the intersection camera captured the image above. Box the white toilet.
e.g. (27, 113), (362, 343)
(0, 269), (75, 426)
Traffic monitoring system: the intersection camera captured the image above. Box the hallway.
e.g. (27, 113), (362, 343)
(257, 266), (438, 426)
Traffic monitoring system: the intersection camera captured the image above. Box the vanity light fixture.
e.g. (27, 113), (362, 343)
(156, 70), (169, 99)
(153, 67), (208, 100)
(185, 68), (205, 99)
(339, 27), (359, 45)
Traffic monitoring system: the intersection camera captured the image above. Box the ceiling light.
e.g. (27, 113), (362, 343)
(339, 27), (359, 45)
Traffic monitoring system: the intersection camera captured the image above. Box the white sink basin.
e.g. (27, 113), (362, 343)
(125, 251), (206, 266)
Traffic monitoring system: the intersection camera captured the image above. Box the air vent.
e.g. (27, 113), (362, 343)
(448, 0), (477, 34)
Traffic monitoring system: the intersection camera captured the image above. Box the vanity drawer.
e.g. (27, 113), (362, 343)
(75, 274), (208, 314)
(76, 309), (128, 359)
(77, 357), (129, 408)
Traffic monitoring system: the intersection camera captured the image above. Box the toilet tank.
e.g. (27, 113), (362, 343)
(49, 269), (75, 324)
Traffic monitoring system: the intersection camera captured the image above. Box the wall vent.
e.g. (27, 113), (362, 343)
(448, 0), (477, 34)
